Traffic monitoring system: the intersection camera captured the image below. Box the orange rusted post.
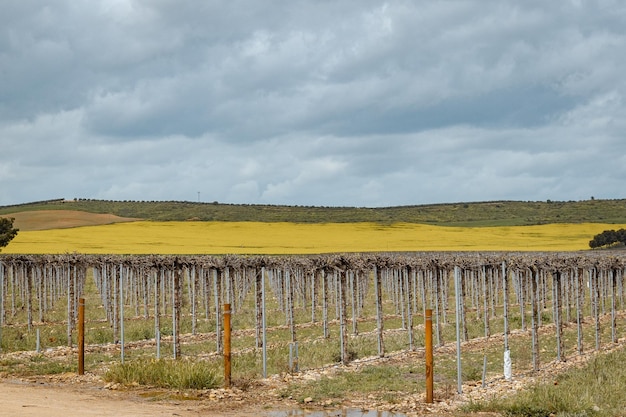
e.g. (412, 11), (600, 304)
(425, 308), (434, 403)
(78, 297), (85, 375)
(224, 303), (231, 388)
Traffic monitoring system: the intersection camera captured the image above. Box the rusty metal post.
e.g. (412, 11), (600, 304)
(224, 303), (231, 388)
(425, 308), (433, 403)
(78, 297), (85, 375)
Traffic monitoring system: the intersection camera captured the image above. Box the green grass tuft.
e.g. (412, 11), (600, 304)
(466, 347), (626, 417)
(104, 358), (219, 390)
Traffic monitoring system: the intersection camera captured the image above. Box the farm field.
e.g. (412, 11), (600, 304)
(4, 198), (626, 226)
(3, 205), (626, 416)
(3, 209), (139, 231)
(2, 251), (626, 416)
(4, 219), (626, 254)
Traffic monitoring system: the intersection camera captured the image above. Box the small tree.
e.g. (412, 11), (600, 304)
(0, 217), (19, 250)
(589, 228), (626, 249)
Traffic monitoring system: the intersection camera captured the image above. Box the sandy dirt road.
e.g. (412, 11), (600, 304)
(0, 380), (259, 417)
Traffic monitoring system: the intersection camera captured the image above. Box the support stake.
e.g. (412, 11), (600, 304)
(262, 268), (267, 378)
(425, 309), (434, 403)
(224, 303), (232, 388)
(454, 267), (463, 394)
(78, 297), (85, 375)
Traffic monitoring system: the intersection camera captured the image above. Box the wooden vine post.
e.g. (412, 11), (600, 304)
(26, 265), (33, 331)
(191, 266), (197, 335)
(502, 262), (509, 352)
(310, 271), (317, 323)
(425, 308), (434, 403)
(255, 268), (263, 348)
(554, 270), (564, 362)
(339, 269), (348, 365)
(78, 297), (85, 375)
(515, 271), (528, 332)
(502, 262), (511, 381)
(374, 266), (385, 357)
(482, 266), (490, 338)
(322, 269), (329, 339)
(432, 270), (440, 346)
(223, 303), (232, 388)
(531, 267), (540, 372)
(112, 264), (118, 345)
(350, 271), (358, 336)
(406, 267), (414, 350)
(67, 263), (74, 347)
(611, 269), (617, 344)
(214, 269), (223, 353)
(173, 265), (182, 359)
(460, 269), (468, 342)
(0, 261), (4, 352)
(261, 267), (268, 378)
(575, 268), (583, 355)
(453, 266), (463, 394)
(592, 268), (601, 350)
(154, 268), (162, 359)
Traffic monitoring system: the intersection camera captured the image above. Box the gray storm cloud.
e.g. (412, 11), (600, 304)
(1, 1), (625, 206)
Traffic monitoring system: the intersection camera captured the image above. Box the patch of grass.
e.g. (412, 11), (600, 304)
(125, 321), (155, 341)
(0, 357), (22, 376)
(104, 358), (219, 390)
(26, 357), (75, 375)
(280, 363), (422, 403)
(88, 326), (114, 345)
(502, 404), (554, 417)
(467, 346), (626, 417)
(0, 354), (74, 377)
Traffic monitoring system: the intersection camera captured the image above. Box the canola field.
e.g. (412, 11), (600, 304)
(3, 221), (624, 254)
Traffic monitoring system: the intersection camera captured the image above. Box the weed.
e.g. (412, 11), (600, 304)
(27, 360), (74, 375)
(470, 346), (626, 417)
(503, 404), (552, 417)
(462, 365), (482, 382)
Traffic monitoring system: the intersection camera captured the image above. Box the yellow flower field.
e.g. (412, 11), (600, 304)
(3, 221), (623, 254)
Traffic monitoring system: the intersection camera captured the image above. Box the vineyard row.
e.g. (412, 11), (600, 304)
(1, 252), (626, 378)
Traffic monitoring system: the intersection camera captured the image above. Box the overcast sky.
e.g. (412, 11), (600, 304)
(1, 1), (625, 208)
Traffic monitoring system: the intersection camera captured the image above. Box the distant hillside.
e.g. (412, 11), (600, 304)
(0, 210), (139, 231)
(1, 198), (625, 226)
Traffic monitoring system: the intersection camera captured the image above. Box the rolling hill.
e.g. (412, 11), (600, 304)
(1, 198), (626, 228)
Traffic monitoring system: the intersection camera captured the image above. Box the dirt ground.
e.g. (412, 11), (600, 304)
(3, 320), (625, 416)
(0, 378), (490, 417)
(0, 365), (491, 417)
(0, 379), (263, 417)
